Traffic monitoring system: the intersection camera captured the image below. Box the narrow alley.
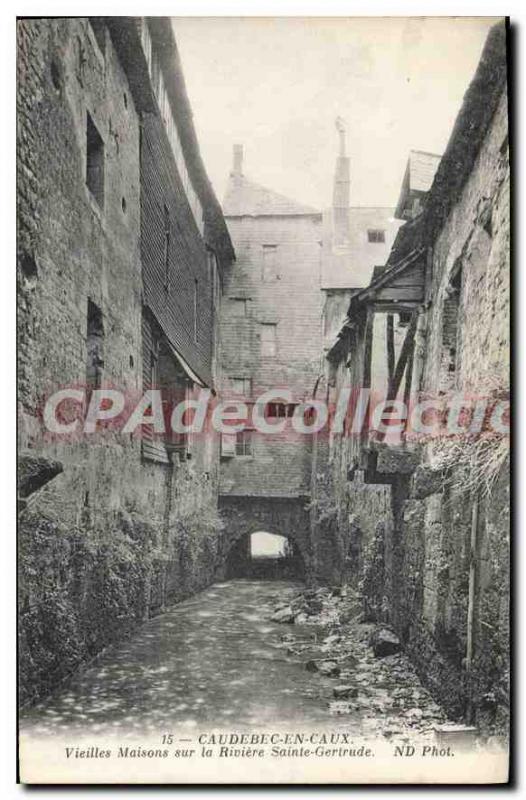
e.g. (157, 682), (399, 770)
(17, 16), (509, 784)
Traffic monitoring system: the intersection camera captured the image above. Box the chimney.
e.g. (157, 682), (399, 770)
(332, 118), (350, 245)
(231, 144), (243, 178)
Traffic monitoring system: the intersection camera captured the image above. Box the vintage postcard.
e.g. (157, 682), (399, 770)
(17, 16), (510, 784)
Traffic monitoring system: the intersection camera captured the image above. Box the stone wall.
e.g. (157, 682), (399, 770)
(423, 90), (509, 397)
(17, 18), (226, 706)
(315, 49), (509, 734)
(398, 87), (510, 730)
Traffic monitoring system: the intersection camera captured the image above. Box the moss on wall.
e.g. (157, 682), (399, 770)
(18, 499), (225, 707)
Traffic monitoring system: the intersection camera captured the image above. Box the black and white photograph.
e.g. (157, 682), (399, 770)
(14, 12), (510, 785)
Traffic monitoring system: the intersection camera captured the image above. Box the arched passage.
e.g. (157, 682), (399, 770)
(218, 496), (313, 583)
(226, 529), (304, 580)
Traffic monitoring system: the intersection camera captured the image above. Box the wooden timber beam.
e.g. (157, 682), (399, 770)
(387, 312), (417, 402)
(362, 308), (374, 391)
(403, 337), (415, 412)
(369, 302), (420, 313)
(386, 314), (395, 385)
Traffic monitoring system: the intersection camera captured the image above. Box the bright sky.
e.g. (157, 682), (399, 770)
(172, 16), (497, 210)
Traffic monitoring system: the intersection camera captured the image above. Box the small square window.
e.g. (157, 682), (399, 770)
(266, 402), (296, 418)
(367, 229), (385, 243)
(235, 430), (253, 457)
(231, 377), (252, 397)
(230, 297), (248, 317)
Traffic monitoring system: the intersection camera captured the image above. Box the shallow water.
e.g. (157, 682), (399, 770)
(20, 580), (360, 738)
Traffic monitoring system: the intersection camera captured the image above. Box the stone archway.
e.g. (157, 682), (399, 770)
(218, 495), (313, 583)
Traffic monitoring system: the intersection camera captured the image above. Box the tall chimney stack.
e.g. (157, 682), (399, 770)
(332, 117), (350, 245)
(232, 144), (243, 178)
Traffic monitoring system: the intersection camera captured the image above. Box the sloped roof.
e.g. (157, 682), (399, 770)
(394, 150), (441, 220)
(351, 247), (425, 305)
(223, 174), (320, 217)
(107, 17), (235, 268)
(407, 150), (441, 193)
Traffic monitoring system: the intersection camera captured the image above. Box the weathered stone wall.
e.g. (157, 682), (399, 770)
(353, 85), (509, 731)
(312, 433), (394, 594)
(316, 60), (509, 734)
(18, 18), (142, 421)
(398, 88), (510, 729)
(17, 18), (226, 706)
(423, 90), (509, 396)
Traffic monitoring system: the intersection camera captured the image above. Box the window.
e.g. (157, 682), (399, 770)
(88, 19), (106, 57)
(220, 429), (253, 458)
(75, 36), (86, 84)
(262, 245), (278, 282)
(230, 297), (248, 317)
(367, 229), (385, 243)
(143, 318), (192, 463)
(231, 377), (252, 397)
(260, 323), (277, 357)
(398, 312), (412, 327)
(86, 299), (104, 390)
(163, 205), (170, 290)
(235, 430), (253, 457)
(220, 433), (236, 457)
(266, 402), (296, 418)
(167, 371), (191, 462)
(86, 112), (104, 207)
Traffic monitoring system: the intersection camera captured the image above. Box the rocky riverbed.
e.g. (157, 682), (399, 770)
(265, 585), (451, 741)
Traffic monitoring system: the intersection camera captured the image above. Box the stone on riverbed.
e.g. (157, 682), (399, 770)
(318, 660), (341, 677)
(305, 659), (341, 676)
(333, 685), (358, 699)
(328, 700), (353, 715)
(323, 633), (341, 646)
(369, 627), (401, 657)
(271, 606), (296, 623)
(305, 598), (324, 615)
